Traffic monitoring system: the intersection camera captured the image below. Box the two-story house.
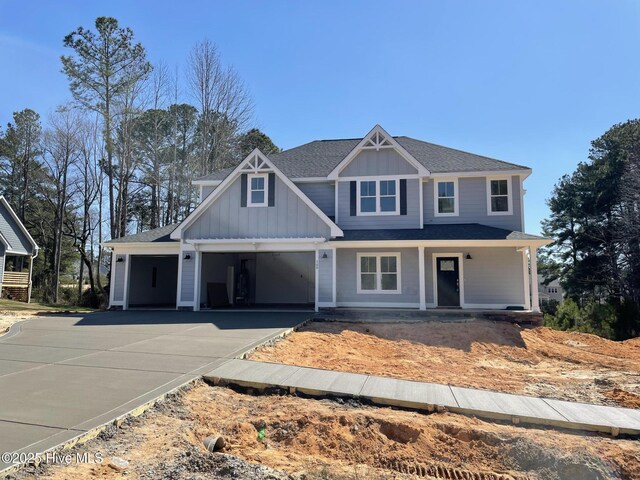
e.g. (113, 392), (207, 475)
(104, 125), (549, 312)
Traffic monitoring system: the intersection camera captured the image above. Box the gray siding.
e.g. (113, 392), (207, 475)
(202, 185), (216, 199)
(318, 249), (333, 303)
(0, 249), (4, 284)
(180, 251), (196, 303)
(185, 175), (332, 239)
(424, 247), (525, 306)
(423, 176), (523, 231)
(336, 178), (421, 230)
(112, 254), (127, 302)
(0, 203), (33, 255)
(340, 149), (418, 177)
(336, 248), (419, 305)
(296, 182), (335, 217)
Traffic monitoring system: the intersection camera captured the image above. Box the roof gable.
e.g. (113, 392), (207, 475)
(0, 196), (38, 255)
(172, 149), (343, 240)
(327, 125), (429, 179)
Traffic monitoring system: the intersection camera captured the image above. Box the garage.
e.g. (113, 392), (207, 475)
(199, 252), (315, 309)
(128, 255), (179, 308)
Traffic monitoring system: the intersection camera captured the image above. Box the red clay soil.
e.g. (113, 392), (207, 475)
(250, 321), (640, 408)
(23, 384), (640, 480)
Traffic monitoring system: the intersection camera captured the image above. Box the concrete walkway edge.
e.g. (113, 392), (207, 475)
(205, 359), (640, 437)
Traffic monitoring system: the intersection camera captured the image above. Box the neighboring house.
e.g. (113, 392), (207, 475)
(103, 125), (550, 312)
(0, 196), (39, 303)
(538, 274), (564, 304)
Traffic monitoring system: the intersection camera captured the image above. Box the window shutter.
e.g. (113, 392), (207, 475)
(350, 181), (357, 216)
(240, 174), (247, 207)
(268, 173), (275, 207)
(400, 179), (407, 215)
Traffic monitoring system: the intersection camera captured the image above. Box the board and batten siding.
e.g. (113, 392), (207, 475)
(180, 250), (196, 303)
(0, 203), (32, 255)
(423, 176), (523, 231)
(202, 185), (216, 199)
(296, 182), (335, 218)
(112, 254), (127, 302)
(340, 149), (418, 177)
(336, 178), (420, 230)
(424, 247), (525, 306)
(317, 248), (333, 303)
(336, 248), (419, 305)
(185, 175), (332, 240)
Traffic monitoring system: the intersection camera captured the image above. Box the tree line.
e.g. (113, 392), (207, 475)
(541, 120), (640, 340)
(0, 17), (278, 306)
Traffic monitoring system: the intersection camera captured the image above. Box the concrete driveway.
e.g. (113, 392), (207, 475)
(0, 310), (309, 471)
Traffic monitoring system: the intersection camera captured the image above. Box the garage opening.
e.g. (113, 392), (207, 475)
(128, 255), (179, 308)
(199, 252), (315, 309)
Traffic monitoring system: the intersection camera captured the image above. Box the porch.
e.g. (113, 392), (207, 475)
(0, 257), (33, 303)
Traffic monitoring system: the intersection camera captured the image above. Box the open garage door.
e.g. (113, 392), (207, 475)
(200, 252), (315, 308)
(128, 255), (178, 308)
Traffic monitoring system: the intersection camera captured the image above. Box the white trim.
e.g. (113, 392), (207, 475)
(0, 196), (39, 253)
(418, 179), (424, 228)
(418, 247), (426, 310)
(356, 252), (402, 294)
(330, 239), (551, 249)
(105, 244), (180, 254)
(433, 177), (459, 217)
(432, 253), (465, 308)
(328, 125), (430, 180)
(331, 247), (337, 304)
(356, 179), (400, 216)
(522, 249), (531, 310)
(247, 172), (269, 207)
(334, 180), (339, 224)
(123, 254), (131, 310)
(194, 251), (202, 311)
(171, 149), (343, 239)
(530, 246), (540, 313)
(431, 169), (531, 178)
(176, 249), (184, 310)
(189, 241), (322, 253)
(338, 174), (421, 182)
(314, 249), (320, 312)
(335, 302), (420, 309)
(193, 176), (331, 187)
(520, 176), (526, 231)
(486, 176), (513, 216)
(108, 251), (116, 308)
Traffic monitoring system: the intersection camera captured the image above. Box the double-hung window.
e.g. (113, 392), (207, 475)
(358, 179), (399, 215)
(487, 178), (512, 215)
(357, 253), (401, 294)
(247, 173), (268, 207)
(435, 179), (458, 216)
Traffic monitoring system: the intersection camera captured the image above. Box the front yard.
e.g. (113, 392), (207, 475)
(250, 320), (640, 408)
(0, 299), (95, 335)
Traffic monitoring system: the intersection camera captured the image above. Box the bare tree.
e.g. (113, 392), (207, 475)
(188, 39), (253, 174)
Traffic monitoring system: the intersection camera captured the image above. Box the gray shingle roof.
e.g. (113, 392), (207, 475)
(334, 224), (548, 242)
(105, 223), (178, 244)
(197, 136), (530, 181)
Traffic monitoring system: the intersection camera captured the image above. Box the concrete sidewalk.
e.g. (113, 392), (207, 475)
(0, 311), (309, 473)
(205, 359), (640, 436)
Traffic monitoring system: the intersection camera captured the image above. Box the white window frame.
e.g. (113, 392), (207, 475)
(247, 173), (269, 207)
(356, 252), (402, 294)
(486, 176), (513, 216)
(434, 178), (459, 217)
(356, 179), (400, 216)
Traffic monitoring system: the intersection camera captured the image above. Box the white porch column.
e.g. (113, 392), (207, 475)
(418, 246), (426, 310)
(522, 249), (531, 311)
(193, 250), (202, 311)
(530, 246), (540, 313)
(314, 249), (320, 312)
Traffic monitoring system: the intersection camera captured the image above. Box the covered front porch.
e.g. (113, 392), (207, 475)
(0, 254), (34, 303)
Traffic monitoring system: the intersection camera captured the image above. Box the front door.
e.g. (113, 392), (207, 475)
(436, 257), (460, 307)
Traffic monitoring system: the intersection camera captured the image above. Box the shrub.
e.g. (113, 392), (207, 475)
(578, 301), (617, 339)
(544, 298), (580, 331)
(616, 299), (640, 340)
(540, 299), (560, 317)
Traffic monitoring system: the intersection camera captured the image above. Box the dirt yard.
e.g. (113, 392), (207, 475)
(11, 382), (639, 480)
(250, 320), (640, 408)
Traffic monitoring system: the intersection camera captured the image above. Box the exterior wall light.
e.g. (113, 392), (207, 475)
(184, 254), (192, 260)
(466, 253), (473, 260)
(116, 256), (124, 263)
(321, 252), (328, 259)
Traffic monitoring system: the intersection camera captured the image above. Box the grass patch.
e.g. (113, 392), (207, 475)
(0, 298), (96, 313)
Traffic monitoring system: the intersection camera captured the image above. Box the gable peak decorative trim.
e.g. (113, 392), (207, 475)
(170, 149), (343, 240)
(327, 124), (430, 180)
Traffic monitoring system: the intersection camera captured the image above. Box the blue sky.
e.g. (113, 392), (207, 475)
(1, 1), (639, 234)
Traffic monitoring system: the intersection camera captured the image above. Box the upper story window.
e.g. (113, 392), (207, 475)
(434, 179), (458, 216)
(487, 178), (512, 215)
(357, 179), (398, 215)
(248, 173), (268, 207)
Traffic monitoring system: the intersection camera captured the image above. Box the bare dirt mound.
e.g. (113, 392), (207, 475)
(250, 321), (640, 407)
(17, 384), (639, 480)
